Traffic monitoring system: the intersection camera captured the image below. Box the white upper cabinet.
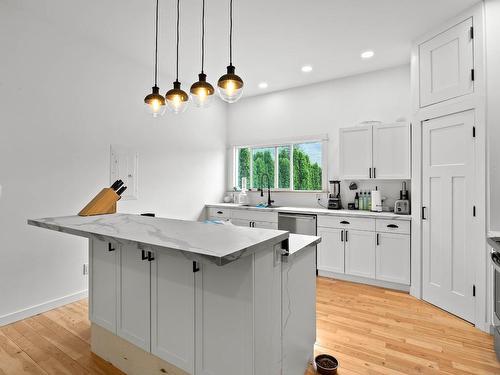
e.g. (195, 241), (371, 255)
(419, 17), (474, 107)
(339, 125), (372, 179)
(340, 123), (410, 180)
(372, 123), (411, 179)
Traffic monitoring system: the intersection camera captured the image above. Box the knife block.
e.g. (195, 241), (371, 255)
(78, 188), (120, 216)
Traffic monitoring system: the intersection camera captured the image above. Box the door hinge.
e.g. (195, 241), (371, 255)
(473, 284), (476, 297)
(473, 126), (476, 138)
(473, 206), (476, 217)
(470, 26), (474, 39)
(471, 69), (475, 81)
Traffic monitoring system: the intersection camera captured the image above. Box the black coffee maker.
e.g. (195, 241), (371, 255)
(328, 180), (342, 209)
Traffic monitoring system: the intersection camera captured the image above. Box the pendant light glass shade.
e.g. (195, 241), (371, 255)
(166, 81), (189, 114)
(144, 86), (166, 117)
(217, 0), (243, 103)
(217, 64), (243, 103)
(144, 0), (166, 118)
(166, 0), (190, 114)
(191, 73), (215, 107)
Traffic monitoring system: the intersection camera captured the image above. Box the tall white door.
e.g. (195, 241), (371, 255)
(339, 125), (372, 179)
(422, 110), (475, 322)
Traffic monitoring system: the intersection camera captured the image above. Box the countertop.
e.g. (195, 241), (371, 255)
(287, 233), (321, 256)
(28, 214), (289, 266)
(206, 203), (412, 221)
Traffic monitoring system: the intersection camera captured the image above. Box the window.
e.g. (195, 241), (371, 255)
(234, 140), (325, 191)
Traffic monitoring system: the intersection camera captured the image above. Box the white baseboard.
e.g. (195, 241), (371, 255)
(317, 270), (410, 292)
(0, 290), (88, 327)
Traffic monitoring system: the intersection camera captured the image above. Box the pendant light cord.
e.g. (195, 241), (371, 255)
(229, 0), (233, 65)
(154, 0), (159, 86)
(176, 0), (180, 81)
(201, 0), (205, 73)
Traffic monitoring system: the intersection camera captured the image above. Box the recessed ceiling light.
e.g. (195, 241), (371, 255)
(258, 82), (268, 89)
(301, 65), (313, 73)
(361, 50), (375, 59)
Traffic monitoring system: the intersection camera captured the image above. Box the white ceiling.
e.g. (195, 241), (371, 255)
(10, 0), (479, 97)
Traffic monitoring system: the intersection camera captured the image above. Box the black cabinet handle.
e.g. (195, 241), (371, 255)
(141, 250), (148, 260)
(341, 230), (344, 242)
(147, 251), (155, 262)
(193, 261), (200, 273)
(373, 167), (376, 178)
(345, 230), (348, 242)
(340, 220), (350, 225)
(217, 211), (223, 214)
(387, 224), (399, 229)
(422, 206), (427, 220)
(108, 243), (115, 252)
(369, 168), (372, 178)
(376, 233), (380, 246)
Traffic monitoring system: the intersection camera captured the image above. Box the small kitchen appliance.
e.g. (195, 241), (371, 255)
(394, 181), (410, 215)
(328, 180), (342, 210)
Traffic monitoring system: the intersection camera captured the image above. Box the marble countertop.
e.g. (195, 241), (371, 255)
(206, 203), (412, 221)
(287, 233), (321, 256)
(28, 214), (289, 266)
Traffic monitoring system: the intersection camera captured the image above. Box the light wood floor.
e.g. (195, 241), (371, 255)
(1, 278), (499, 374)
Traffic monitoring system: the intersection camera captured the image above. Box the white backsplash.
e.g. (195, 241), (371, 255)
(225, 180), (410, 213)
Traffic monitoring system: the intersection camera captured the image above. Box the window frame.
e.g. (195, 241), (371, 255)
(231, 135), (328, 192)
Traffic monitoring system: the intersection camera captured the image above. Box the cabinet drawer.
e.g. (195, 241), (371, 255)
(375, 219), (410, 234)
(231, 209), (277, 223)
(208, 207), (231, 219)
(317, 215), (375, 231)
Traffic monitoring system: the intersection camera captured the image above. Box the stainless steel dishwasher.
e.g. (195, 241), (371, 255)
(278, 213), (318, 272)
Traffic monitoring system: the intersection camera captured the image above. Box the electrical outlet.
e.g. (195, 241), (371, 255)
(316, 193), (323, 201)
(83, 263), (89, 275)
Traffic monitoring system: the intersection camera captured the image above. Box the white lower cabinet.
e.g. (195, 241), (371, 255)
(316, 217), (411, 289)
(89, 238), (117, 332)
(231, 218), (278, 229)
(317, 227), (344, 273)
(344, 230), (376, 278)
(117, 245), (151, 351)
(376, 232), (411, 285)
(151, 252), (195, 373)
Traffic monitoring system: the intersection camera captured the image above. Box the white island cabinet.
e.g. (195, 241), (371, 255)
(29, 214), (320, 375)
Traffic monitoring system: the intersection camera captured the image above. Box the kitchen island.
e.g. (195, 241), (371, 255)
(28, 214), (320, 375)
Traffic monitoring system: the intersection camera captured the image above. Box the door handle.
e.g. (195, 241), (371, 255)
(341, 230), (344, 242)
(108, 243), (115, 252)
(340, 220), (350, 225)
(376, 233), (380, 246)
(422, 206), (427, 220)
(193, 261), (200, 273)
(387, 224), (399, 229)
(147, 251), (155, 262)
(141, 250), (148, 260)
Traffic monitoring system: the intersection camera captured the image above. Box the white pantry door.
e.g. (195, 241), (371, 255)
(422, 110), (475, 323)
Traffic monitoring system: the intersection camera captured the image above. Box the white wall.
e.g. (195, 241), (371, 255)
(486, 0), (500, 231)
(0, 3), (226, 324)
(226, 65), (411, 208)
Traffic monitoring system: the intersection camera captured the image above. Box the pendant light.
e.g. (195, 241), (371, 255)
(217, 0), (243, 103)
(165, 0), (190, 114)
(144, 0), (166, 118)
(190, 0), (215, 107)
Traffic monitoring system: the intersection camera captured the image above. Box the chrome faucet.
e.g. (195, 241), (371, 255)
(258, 173), (274, 207)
